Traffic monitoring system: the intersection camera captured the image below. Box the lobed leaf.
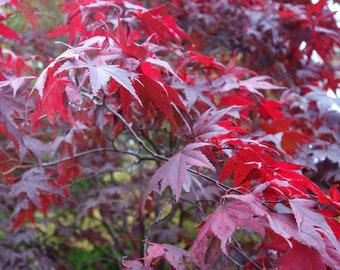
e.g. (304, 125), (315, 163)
(144, 143), (214, 202)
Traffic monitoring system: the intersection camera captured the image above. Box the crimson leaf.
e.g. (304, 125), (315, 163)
(0, 22), (24, 42)
(133, 74), (186, 124)
(279, 242), (326, 270)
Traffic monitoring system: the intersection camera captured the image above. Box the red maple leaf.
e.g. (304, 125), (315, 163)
(0, 22), (24, 43)
(144, 242), (195, 270)
(133, 74), (186, 124)
(192, 192), (267, 269)
(144, 143), (214, 202)
(289, 198), (339, 252)
(8, 168), (61, 208)
(279, 242), (326, 270)
(193, 108), (241, 140)
(221, 75), (284, 96)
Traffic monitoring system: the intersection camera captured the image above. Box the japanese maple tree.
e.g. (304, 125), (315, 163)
(0, 0), (339, 269)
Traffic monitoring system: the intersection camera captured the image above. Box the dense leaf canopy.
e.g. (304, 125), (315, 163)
(0, 0), (339, 269)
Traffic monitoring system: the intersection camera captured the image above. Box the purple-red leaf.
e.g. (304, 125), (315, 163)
(240, 76), (284, 95)
(221, 75), (284, 96)
(8, 168), (59, 208)
(289, 198), (339, 252)
(0, 111), (26, 157)
(145, 242), (194, 270)
(144, 143), (214, 202)
(0, 76), (35, 96)
(122, 259), (144, 270)
(193, 108), (236, 140)
(193, 193), (267, 269)
(192, 204), (235, 268)
(56, 58), (141, 104)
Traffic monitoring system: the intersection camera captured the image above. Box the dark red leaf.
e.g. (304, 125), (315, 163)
(282, 131), (311, 156)
(133, 6), (190, 45)
(133, 74), (185, 124)
(0, 111), (26, 157)
(31, 76), (73, 128)
(188, 51), (225, 71)
(260, 100), (284, 119)
(279, 242), (326, 270)
(115, 19), (148, 61)
(10, 199), (36, 229)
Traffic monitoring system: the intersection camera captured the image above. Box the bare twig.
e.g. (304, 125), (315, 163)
(104, 101), (235, 194)
(231, 235), (262, 270)
(1, 147), (156, 176)
(187, 168), (233, 192)
(104, 103), (169, 162)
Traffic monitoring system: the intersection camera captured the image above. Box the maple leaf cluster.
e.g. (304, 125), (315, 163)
(0, 0), (339, 269)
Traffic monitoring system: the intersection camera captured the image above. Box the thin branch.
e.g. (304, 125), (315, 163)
(225, 254), (242, 269)
(1, 164), (35, 175)
(231, 235), (262, 270)
(41, 148), (117, 167)
(1, 148), (113, 175)
(139, 129), (162, 155)
(187, 168), (233, 192)
(99, 213), (127, 256)
(1, 147), (155, 176)
(104, 101), (236, 195)
(104, 103), (169, 162)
